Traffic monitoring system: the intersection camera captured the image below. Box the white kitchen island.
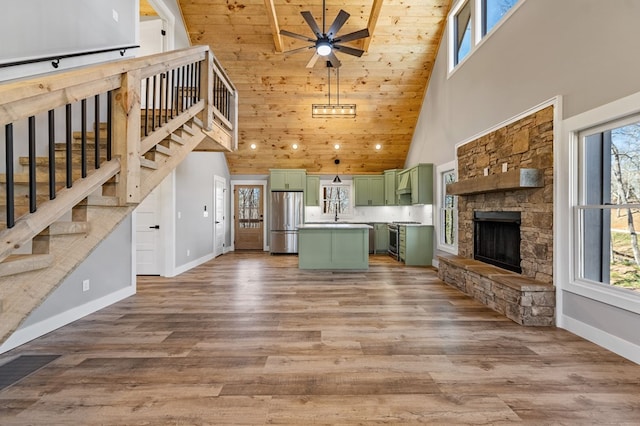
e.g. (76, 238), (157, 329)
(297, 223), (372, 270)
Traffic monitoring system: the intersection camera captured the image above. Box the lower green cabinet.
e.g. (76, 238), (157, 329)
(374, 223), (389, 253)
(398, 225), (434, 266)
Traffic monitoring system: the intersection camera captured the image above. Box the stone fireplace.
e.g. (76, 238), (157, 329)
(437, 106), (555, 326)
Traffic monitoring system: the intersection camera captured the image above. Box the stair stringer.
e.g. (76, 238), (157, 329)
(0, 118), (208, 347)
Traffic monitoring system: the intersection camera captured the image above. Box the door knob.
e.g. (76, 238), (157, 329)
(149, 225), (160, 229)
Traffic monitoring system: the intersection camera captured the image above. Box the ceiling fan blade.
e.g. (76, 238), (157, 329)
(280, 29), (315, 43)
(327, 51), (342, 68)
(284, 45), (314, 55)
(327, 10), (350, 39)
(301, 11), (323, 38)
(333, 44), (365, 57)
(306, 53), (320, 68)
(334, 28), (370, 44)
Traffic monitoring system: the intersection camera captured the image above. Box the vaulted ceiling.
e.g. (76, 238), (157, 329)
(179, 0), (451, 175)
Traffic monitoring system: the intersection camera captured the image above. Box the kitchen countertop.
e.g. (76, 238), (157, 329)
(298, 223), (373, 229)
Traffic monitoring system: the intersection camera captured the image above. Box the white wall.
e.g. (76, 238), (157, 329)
(407, 0), (640, 363)
(174, 152), (231, 272)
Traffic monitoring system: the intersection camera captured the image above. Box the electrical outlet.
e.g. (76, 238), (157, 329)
(112, 9), (119, 22)
(203, 211), (209, 218)
(178, 211), (182, 219)
(82, 279), (90, 292)
(483, 167), (489, 176)
(502, 162), (508, 172)
(187, 249), (190, 257)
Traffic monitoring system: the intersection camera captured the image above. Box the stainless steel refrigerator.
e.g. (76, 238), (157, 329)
(270, 191), (304, 254)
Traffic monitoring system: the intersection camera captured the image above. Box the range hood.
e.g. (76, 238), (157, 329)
(396, 172), (411, 194)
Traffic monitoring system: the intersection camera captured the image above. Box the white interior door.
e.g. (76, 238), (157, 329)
(136, 189), (162, 275)
(214, 176), (226, 257)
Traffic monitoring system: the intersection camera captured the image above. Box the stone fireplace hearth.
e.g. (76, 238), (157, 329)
(438, 106), (555, 326)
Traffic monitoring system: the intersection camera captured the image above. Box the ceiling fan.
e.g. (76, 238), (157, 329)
(279, 0), (370, 68)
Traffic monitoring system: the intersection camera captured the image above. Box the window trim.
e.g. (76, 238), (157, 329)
(319, 180), (353, 220)
(561, 92), (640, 316)
(436, 161), (458, 254)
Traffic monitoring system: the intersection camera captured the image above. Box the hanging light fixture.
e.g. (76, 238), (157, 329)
(312, 64), (356, 118)
(332, 159), (342, 184)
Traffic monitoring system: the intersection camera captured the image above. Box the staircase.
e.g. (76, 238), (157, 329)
(0, 46), (237, 346)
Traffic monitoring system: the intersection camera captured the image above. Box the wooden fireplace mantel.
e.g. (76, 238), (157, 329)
(446, 168), (543, 196)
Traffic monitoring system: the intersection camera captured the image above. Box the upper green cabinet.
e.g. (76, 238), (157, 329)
(395, 164), (433, 205)
(305, 175), (320, 206)
(270, 169), (306, 191)
(383, 169), (401, 205)
(354, 175), (385, 206)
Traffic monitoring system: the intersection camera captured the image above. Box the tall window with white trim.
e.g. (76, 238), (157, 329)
(577, 116), (640, 293)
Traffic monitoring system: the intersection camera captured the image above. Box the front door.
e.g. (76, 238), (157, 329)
(234, 185), (264, 250)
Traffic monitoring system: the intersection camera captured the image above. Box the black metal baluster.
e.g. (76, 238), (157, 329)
(181, 65), (186, 112)
(65, 104), (72, 188)
(48, 109), (56, 199)
(164, 71), (170, 123)
(28, 116), (37, 213)
(107, 91), (112, 161)
(186, 64), (191, 109)
(152, 74), (157, 131)
(5, 124), (15, 228)
(158, 73), (164, 127)
(144, 77), (150, 137)
(171, 69), (176, 119)
(81, 98), (87, 178)
(94, 94), (100, 169)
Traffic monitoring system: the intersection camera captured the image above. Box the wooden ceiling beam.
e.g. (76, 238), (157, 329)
(362, 0), (383, 52)
(264, 0), (284, 53)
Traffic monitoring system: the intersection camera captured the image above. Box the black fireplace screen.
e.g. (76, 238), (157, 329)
(473, 211), (522, 273)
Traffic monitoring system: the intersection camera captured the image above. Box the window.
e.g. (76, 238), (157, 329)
(442, 170), (457, 246)
(237, 186), (262, 228)
(454, 1), (472, 66)
(321, 183), (352, 219)
(577, 116), (640, 293)
(449, 0), (522, 72)
(482, 0), (519, 36)
(436, 161), (457, 253)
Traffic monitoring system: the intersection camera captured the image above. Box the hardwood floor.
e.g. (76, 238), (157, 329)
(1, 252), (639, 425)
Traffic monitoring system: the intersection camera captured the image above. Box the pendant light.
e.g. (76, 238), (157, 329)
(332, 159), (342, 184)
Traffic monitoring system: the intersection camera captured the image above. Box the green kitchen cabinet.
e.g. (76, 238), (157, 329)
(398, 225), (434, 266)
(409, 163), (434, 205)
(270, 169), (306, 191)
(374, 223), (389, 253)
(305, 175), (320, 206)
(396, 164), (434, 205)
(354, 175), (385, 206)
(384, 169), (402, 205)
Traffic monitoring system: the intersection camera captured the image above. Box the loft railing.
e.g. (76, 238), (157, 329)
(0, 45), (237, 261)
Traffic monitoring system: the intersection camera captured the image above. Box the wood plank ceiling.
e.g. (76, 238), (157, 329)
(180, 0), (451, 175)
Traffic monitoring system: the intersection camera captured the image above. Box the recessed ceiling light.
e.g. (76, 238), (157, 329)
(334, 144), (340, 150)
(292, 144), (298, 150)
(375, 144), (382, 150)
(250, 143), (257, 150)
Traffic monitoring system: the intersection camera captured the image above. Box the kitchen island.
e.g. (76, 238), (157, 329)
(297, 223), (372, 270)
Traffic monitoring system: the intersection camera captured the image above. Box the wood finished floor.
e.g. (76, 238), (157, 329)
(1, 252), (639, 425)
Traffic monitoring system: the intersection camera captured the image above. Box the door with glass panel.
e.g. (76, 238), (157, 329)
(234, 185), (264, 250)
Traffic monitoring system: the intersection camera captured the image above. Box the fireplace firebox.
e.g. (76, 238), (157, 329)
(473, 211), (522, 273)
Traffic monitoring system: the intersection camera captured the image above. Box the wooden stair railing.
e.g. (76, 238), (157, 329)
(0, 46), (238, 347)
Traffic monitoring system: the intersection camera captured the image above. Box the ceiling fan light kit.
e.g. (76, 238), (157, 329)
(279, 0), (369, 69)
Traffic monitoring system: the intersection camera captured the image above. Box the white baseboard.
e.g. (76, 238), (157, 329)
(170, 253), (215, 277)
(0, 285), (136, 355)
(559, 314), (640, 365)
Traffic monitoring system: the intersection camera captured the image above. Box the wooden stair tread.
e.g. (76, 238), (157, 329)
(0, 254), (54, 278)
